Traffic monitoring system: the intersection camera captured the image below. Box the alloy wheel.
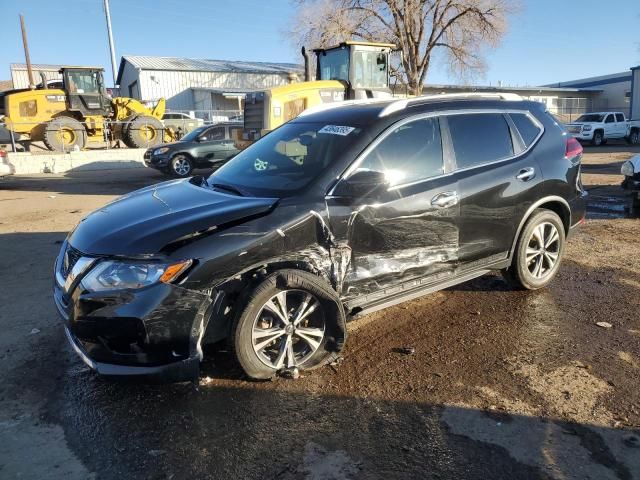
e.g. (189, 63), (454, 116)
(526, 222), (560, 279)
(173, 157), (191, 176)
(251, 289), (325, 369)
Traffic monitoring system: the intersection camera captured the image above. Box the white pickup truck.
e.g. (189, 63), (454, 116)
(566, 112), (640, 146)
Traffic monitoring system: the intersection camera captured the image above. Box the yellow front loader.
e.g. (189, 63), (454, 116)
(240, 41), (396, 147)
(2, 67), (175, 152)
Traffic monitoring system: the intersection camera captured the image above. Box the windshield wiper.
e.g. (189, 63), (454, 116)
(211, 183), (245, 196)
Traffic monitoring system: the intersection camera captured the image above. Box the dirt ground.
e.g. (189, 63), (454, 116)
(1, 144), (639, 480)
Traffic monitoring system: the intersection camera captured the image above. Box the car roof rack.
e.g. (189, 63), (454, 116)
(378, 92), (524, 117)
(297, 92), (524, 119)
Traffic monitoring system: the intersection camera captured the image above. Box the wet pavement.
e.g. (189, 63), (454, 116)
(1, 150), (639, 479)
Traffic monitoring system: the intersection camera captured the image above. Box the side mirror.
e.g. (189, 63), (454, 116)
(196, 135), (207, 142)
(332, 169), (389, 199)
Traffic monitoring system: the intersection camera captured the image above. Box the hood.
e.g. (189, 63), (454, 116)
(68, 179), (278, 256)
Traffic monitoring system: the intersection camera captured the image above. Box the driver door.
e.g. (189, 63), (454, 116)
(326, 116), (459, 299)
(64, 70), (109, 116)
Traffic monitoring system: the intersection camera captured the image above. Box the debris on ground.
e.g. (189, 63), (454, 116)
(29, 328), (40, 335)
(596, 321), (613, 329)
(623, 434), (640, 448)
(392, 347), (415, 355)
(280, 367), (300, 380)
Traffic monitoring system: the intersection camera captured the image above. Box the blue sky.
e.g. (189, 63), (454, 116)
(1, 0), (638, 87)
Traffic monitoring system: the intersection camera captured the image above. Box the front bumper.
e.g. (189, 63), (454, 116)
(53, 243), (212, 382)
(143, 149), (172, 169)
(569, 130), (593, 141)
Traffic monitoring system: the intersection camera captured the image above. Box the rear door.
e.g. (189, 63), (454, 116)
(615, 113), (627, 138)
(445, 111), (544, 269)
(327, 116), (460, 299)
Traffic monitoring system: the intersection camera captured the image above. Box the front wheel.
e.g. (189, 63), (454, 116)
(591, 131), (603, 146)
(169, 154), (193, 177)
(231, 270), (346, 380)
(502, 209), (566, 290)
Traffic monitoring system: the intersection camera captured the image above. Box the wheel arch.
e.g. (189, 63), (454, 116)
(201, 259), (335, 345)
(509, 196), (571, 259)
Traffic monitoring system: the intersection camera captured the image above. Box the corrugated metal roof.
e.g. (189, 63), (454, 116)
(10, 63), (100, 71)
(121, 55), (303, 74)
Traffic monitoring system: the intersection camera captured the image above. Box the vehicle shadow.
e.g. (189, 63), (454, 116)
(0, 167), (216, 196)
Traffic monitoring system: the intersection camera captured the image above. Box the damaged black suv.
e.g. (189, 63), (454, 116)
(54, 94), (587, 382)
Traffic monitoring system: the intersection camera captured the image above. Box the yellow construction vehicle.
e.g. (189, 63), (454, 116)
(241, 41), (396, 144)
(2, 67), (173, 151)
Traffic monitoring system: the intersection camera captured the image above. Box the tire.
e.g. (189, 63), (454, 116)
(169, 154), (193, 177)
(43, 117), (86, 152)
(591, 130), (603, 146)
(123, 115), (163, 148)
(502, 209), (566, 290)
(627, 129), (639, 145)
(231, 269), (346, 380)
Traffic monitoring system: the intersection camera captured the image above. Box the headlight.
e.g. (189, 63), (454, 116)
(80, 259), (192, 292)
(154, 147), (170, 155)
(621, 160), (635, 177)
(582, 125), (592, 131)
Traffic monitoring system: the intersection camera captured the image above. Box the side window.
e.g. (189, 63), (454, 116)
(605, 114), (615, 123)
(201, 126), (225, 141)
(615, 113), (625, 122)
(447, 113), (514, 169)
(356, 117), (443, 186)
(509, 113), (542, 147)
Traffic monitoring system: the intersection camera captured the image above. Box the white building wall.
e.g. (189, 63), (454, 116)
(11, 67), (61, 88)
(591, 81), (632, 112)
(135, 69), (293, 108)
(118, 62), (142, 99)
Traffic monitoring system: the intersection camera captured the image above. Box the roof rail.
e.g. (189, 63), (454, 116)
(378, 92), (524, 117)
(297, 98), (392, 117)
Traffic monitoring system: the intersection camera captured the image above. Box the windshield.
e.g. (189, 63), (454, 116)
(180, 126), (208, 142)
(318, 48), (350, 82)
(208, 122), (363, 196)
(576, 114), (604, 122)
(353, 51), (388, 89)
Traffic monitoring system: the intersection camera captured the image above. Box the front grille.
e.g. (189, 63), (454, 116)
(61, 244), (83, 279)
(144, 150), (152, 159)
(567, 125), (582, 133)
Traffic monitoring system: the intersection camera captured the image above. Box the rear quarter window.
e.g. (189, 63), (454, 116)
(510, 113), (542, 147)
(447, 113), (514, 169)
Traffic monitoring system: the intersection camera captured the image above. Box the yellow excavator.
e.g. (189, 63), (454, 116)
(1, 67), (173, 152)
(240, 41), (396, 147)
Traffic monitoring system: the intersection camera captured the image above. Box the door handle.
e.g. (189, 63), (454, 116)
(516, 167), (536, 182)
(431, 191), (459, 208)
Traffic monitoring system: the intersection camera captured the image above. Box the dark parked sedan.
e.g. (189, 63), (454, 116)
(54, 94), (586, 382)
(144, 122), (243, 177)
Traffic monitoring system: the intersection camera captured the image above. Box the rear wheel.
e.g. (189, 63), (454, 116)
(169, 154), (193, 177)
(591, 130), (603, 146)
(43, 117), (86, 152)
(627, 129), (639, 145)
(502, 209), (566, 290)
(231, 270), (346, 380)
(123, 115), (163, 148)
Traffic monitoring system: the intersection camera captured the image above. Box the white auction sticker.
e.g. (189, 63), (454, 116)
(318, 125), (356, 136)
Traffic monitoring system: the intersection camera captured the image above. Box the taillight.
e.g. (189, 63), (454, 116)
(565, 137), (583, 159)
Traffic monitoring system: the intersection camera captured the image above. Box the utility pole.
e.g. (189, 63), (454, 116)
(19, 14), (35, 88)
(103, 0), (118, 87)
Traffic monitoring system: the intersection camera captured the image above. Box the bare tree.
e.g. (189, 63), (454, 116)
(289, 0), (519, 95)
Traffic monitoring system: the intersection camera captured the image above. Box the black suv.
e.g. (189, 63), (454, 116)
(144, 122), (243, 177)
(54, 95), (586, 382)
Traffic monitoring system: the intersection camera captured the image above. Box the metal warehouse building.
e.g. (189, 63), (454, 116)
(10, 63), (84, 88)
(116, 56), (303, 120)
